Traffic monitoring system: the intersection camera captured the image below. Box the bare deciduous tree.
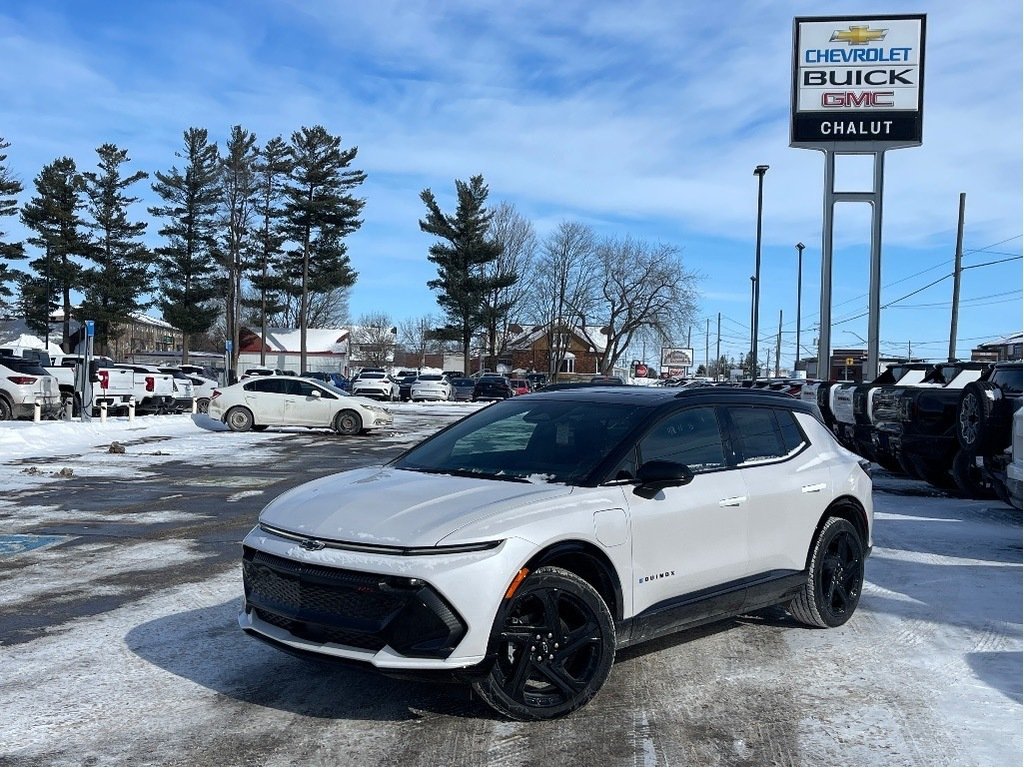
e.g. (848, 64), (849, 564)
(590, 237), (698, 375)
(527, 221), (597, 379)
(483, 201), (536, 356)
(397, 313), (440, 369)
(353, 311), (396, 366)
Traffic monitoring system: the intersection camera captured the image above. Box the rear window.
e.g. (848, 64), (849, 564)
(727, 406), (807, 464)
(991, 365), (1023, 394)
(0, 357), (48, 375)
(417, 375), (443, 381)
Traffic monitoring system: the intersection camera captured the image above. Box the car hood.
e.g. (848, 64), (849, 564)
(258, 466), (575, 547)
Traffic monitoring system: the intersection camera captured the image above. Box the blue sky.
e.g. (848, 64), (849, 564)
(0, 0), (1020, 366)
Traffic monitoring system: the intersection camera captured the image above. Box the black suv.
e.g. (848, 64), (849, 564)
(473, 375), (514, 401)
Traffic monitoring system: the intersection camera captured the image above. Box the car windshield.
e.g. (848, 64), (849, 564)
(392, 398), (644, 484)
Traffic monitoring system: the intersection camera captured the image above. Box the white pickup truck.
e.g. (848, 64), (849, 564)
(115, 363), (176, 414)
(47, 353), (137, 416)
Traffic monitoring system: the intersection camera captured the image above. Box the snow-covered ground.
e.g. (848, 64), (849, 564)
(0, 406), (1021, 765)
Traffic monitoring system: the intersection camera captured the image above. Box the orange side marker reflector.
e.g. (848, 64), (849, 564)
(504, 567), (530, 599)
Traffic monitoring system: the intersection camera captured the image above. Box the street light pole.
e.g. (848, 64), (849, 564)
(795, 241), (805, 371)
(752, 164), (769, 381)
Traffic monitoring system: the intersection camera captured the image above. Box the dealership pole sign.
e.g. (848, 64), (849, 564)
(660, 347), (693, 377)
(791, 14), (925, 149)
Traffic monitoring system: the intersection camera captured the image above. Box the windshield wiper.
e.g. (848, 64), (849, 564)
(402, 466), (529, 483)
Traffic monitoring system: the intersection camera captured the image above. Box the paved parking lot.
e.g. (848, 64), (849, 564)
(0, 410), (1021, 766)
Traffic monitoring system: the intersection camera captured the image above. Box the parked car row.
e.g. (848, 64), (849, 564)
(0, 349), (222, 420)
(805, 361), (1022, 507)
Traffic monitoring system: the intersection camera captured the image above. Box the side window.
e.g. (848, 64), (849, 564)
(250, 379), (288, 395)
(777, 410), (808, 454)
(727, 407), (787, 464)
(637, 406), (726, 474)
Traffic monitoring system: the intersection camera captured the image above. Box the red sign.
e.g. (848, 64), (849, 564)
(635, 364), (648, 377)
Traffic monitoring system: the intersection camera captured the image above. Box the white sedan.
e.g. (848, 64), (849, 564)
(208, 375), (393, 435)
(409, 374), (453, 401)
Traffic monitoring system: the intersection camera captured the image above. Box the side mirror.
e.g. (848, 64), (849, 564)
(633, 460), (694, 499)
(310, 390), (321, 399)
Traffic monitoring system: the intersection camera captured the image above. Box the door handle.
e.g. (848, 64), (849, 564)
(719, 496), (746, 507)
(801, 483), (826, 493)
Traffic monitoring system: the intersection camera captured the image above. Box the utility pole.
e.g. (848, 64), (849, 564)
(716, 313), (721, 381)
(705, 318), (710, 374)
(776, 309), (782, 377)
(948, 193), (966, 362)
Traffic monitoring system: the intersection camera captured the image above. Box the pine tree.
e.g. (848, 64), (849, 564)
(20, 157), (91, 349)
(0, 138), (24, 315)
(243, 135), (291, 365)
(419, 175), (508, 371)
(149, 128), (221, 364)
(282, 125), (364, 372)
(80, 143), (152, 355)
(220, 125), (259, 373)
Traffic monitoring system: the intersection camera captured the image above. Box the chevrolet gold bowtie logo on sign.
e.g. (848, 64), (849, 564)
(830, 25), (888, 45)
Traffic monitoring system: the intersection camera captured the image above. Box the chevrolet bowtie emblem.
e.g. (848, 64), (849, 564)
(300, 538), (325, 551)
(831, 25), (888, 45)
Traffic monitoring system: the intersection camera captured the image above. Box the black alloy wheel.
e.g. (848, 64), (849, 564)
(957, 381), (1000, 452)
(196, 397), (211, 414)
(789, 516), (865, 628)
(0, 396), (12, 420)
(472, 566), (615, 720)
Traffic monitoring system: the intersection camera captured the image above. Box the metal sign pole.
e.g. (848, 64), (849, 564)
(817, 151), (835, 380)
(866, 151), (886, 378)
(818, 149), (885, 380)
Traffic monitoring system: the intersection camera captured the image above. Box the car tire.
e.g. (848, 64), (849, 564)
(956, 381), (1001, 452)
(226, 407), (254, 432)
(334, 409), (362, 436)
(789, 516), (864, 628)
(471, 566), (615, 721)
(951, 449), (996, 499)
(0, 395), (12, 420)
(196, 397), (211, 414)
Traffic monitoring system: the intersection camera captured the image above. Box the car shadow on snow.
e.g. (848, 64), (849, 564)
(965, 651), (1022, 704)
(124, 598), (494, 721)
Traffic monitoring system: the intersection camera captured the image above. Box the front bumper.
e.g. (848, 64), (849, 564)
(239, 527), (534, 670)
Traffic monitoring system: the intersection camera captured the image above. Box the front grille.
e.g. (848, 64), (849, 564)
(254, 608), (385, 650)
(242, 547), (466, 658)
